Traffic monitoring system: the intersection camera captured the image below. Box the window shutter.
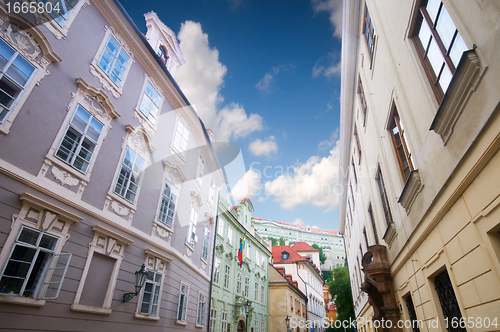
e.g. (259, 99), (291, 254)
(40, 252), (72, 300)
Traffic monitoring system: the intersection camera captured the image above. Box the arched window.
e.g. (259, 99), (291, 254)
(157, 46), (169, 65)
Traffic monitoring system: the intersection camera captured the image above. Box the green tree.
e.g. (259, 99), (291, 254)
(312, 244), (327, 264)
(326, 264), (356, 332)
(279, 236), (286, 246)
(322, 269), (333, 284)
(268, 237), (278, 246)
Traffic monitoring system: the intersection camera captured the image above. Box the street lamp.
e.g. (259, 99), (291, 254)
(123, 264), (148, 303)
(243, 300), (251, 332)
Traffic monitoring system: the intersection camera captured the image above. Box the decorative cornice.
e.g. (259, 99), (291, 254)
(398, 170), (423, 214)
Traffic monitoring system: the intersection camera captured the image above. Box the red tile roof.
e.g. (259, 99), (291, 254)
(253, 217), (338, 235)
(328, 302), (336, 311)
(292, 242), (319, 252)
(272, 246), (322, 276)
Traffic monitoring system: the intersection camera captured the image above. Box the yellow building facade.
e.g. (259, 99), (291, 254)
(339, 1), (500, 331)
(269, 265), (307, 332)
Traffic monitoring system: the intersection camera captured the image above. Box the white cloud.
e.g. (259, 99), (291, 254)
(264, 141), (341, 211)
(249, 136), (278, 158)
(231, 169), (263, 201)
(318, 129), (339, 150)
(291, 218), (305, 226)
(311, 0), (343, 38)
(255, 65), (294, 93)
(176, 21), (263, 141)
(312, 53), (341, 79)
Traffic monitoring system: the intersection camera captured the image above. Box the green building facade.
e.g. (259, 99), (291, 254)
(209, 197), (271, 332)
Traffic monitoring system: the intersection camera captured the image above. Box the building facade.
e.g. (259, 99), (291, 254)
(210, 197), (271, 332)
(272, 245), (326, 332)
(0, 2), (224, 331)
(339, 0), (500, 331)
(254, 218), (345, 270)
(269, 265), (307, 332)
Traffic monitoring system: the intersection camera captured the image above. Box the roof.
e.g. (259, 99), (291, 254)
(272, 246), (322, 276)
(292, 242), (319, 252)
(328, 302), (336, 311)
(253, 217), (338, 235)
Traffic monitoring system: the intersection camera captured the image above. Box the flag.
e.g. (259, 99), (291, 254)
(238, 237), (246, 268)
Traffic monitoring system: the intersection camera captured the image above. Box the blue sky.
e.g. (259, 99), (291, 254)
(120, 0), (343, 230)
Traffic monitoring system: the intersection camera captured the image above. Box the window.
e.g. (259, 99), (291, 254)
(46, 0), (78, 27)
(172, 119), (190, 156)
(389, 109), (414, 182)
(368, 203), (379, 245)
(227, 226), (233, 246)
(55, 105), (103, 174)
(218, 218), (225, 237)
(177, 283), (189, 322)
(98, 35), (130, 86)
(139, 270), (162, 316)
(0, 38), (35, 124)
(186, 206), (198, 247)
(255, 281), (259, 301)
(157, 179), (178, 228)
(363, 4), (376, 61)
(354, 124), (362, 162)
(413, 0), (467, 101)
(375, 166), (393, 226)
(114, 147), (146, 203)
(244, 276), (250, 298)
(221, 311), (228, 332)
(209, 308), (217, 332)
(213, 258), (221, 284)
(196, 153), (205, 187)
(351, 157), (358, 186)
(209, 178), (216, 205)
(157, 46), (169, 65)
(196, 292), (206, 326)
(405, 294), (421, 332)
(0, 226), (69, 299)
(434, 270), (465, 332)
(237, 272), (242, 294)
(224, 264), (230, 289)
(139, 81), (162, 123)
(261, 320), (265, 332)
(254, 319), (259, 332)
(357, 76), (368, 125)
(246, 243), (251, 259)
(202, 226), (210, 261)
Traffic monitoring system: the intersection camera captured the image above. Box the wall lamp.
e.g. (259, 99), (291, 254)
(123, 264), (147, 303)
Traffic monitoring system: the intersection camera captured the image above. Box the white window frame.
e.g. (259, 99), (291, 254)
(0, 27), (59, 135)
(227, 226), (233, 246)
(254, 319), (259, 332)
(209, 308), (217, 332)
(255, 281), (259, 302)
(186, 206), (198, 248)
(224, 264), (230, 289)
(213, 258), (221, 284)
(202, 226), (210, 262)
(170, 117), (190, 160)
(196, 291), (206, 327)
(176, 282), (189, 324)
(138, 270), (162, 317)
(134, 249), (170, 320)
(209, 178), (215, 206)
(90, 27), (134, 98)
(237, 272), (242, 294)
(113, 146), (146, 203)
(221, 311), (228, 332)
(0, 193), (79, 307)
(135, 76), (164, 129)
(261, 285), (265, 304)
(71, 225), (132, 315)
(38, 0), (90, 40)
(244, 276), (249, 298)
(156, 178), (178, 229)
(217, 218), (225, 238)
(261, 320), (265, 332)
(195, 152), (205, 188)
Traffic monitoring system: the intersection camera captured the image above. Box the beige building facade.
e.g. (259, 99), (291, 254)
(339, 0), (500, 331)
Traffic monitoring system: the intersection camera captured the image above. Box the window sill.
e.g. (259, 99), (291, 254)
(397, 170), (423, 214)
(44, 154), (91, 183)
(382, 222), (397, 248)
(175, 320), (187, 326)
(89, 62), (123, 99)
(430, 49), (484, 144)
(0, 294), (46, 307)
(153, 220), (174, 241)
(70, 303), (112, 315)
(135, 312), (160, 321)
(195, 324), (204, 329)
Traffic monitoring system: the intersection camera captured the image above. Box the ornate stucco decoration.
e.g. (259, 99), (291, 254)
(191, 191), (203, 211)
(153, 222), (172, 242)
(110, 201), (130, 217)
(51, 165), (79, 187)
(164, 160), (187, 186)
